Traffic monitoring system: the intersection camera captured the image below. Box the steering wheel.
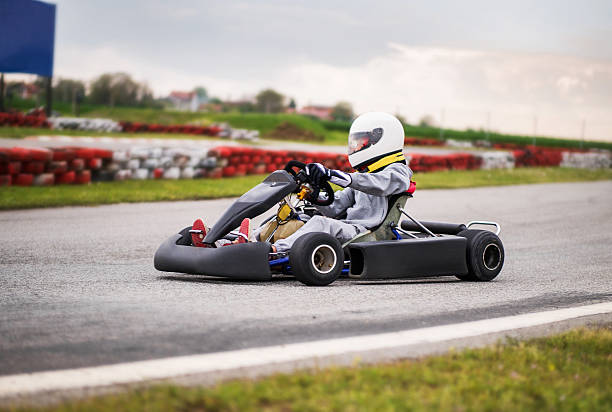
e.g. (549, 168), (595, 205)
(284, 161), (335, 206)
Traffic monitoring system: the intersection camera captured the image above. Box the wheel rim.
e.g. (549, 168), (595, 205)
(311, 244), (337, 274)
(482, 243), (501, 271)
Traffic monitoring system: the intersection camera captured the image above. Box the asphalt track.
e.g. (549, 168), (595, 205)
(1, 181), (611, 376)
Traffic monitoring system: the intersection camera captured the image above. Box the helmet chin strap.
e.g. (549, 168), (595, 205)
(361, 151), (406, 173)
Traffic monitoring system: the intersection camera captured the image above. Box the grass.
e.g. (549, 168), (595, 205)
(9, 325), (612, 411)
(0, 175), (265, 210)
(1, 167), (610, 210)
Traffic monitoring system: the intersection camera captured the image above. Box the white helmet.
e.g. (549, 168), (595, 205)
(348, 112), (405, 169)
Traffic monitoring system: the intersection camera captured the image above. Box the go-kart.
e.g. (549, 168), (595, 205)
(154, 161), (505, 286)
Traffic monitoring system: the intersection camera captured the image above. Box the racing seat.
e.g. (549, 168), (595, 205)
(344, 181), (416, 246)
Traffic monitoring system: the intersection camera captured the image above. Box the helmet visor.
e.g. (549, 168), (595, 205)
(348, 127), (384, 155)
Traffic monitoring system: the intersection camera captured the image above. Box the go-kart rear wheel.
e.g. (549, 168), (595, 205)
(290, 232), (343, 286)
(456, 229), (504, 281)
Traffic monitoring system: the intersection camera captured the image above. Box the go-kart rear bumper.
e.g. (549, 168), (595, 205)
(154, 234), (273, 280)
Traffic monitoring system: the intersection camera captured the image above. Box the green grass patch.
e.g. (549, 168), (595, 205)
(79, 106), (205, 125)
(0, 176), (265, 210)
(11, 325), (612, 411)
(0, 167), (610, 210)
(205, 113), (327, 135)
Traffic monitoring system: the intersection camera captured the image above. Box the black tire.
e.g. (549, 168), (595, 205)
(290, 232), (343, 286)
(456, 229), (504, 281)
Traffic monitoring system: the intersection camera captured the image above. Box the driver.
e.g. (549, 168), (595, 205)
(191, 112), (413, 251)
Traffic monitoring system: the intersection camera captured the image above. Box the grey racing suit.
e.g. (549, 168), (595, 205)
(271, 162), (413, 252)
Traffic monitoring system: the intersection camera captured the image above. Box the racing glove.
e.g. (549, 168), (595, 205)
(305, 163), (352, 188)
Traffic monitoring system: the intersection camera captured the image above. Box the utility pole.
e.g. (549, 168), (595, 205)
(45, 76), (53, 116)
(0, 73), (5, 112)
(532, 115), (538, 147)
(439, 108), (445, 140)
(72, 87), (77, 116)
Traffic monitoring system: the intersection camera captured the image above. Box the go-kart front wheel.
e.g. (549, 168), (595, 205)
(290, 232), (343, 286)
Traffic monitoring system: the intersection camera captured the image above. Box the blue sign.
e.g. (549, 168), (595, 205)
(0, 0), (56, 77)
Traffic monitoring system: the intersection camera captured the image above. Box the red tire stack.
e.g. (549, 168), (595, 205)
(118, 121), (223, 136)
(208, 146), (355, 177)
(0, 111), (50, 128)
(513, 146), (563, 167)
(405, 137), (445, 146)
(0, 147), (53, 186)
(0, 146), (115, 187)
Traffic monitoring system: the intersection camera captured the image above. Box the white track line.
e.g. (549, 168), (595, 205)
(1, 302), (611, 399)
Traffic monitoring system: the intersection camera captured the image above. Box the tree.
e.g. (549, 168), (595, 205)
(255, 89), (284, 113)
(331, 101), (354, 122)
(418, 115), (436, 127)
(236, 101), (255, 113)
(193, 87), (208, 100)
(89, 72), (152, 107)
(89, 74), (112, 105)
(288, 98), (296, 110)
(53, 78), (85, 104)
(394, 113), (407, 125)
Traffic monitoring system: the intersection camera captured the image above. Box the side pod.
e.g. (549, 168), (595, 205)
(154, 234), (273, 280)
(347, 236), (468, 279)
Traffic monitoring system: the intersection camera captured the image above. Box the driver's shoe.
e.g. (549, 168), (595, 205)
(237, 218), (252, 244)
(190, 218), (209, 247)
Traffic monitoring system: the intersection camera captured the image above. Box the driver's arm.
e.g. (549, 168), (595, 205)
(315, 187), (355, 218)
(349, 164), (413, 197)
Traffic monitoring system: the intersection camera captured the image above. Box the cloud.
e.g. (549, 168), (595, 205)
(274, 44), (612, 141)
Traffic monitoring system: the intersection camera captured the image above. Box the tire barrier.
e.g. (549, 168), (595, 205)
(406, 153), (482, 172)
(119, 121), (224, 137)
(404, 137), (446, 147)
(0, 143), (610, 187)
(47, 117), (122, 133)
(0, 112), (50, 128)
(479, 152), (516, 170)
(0, 112), (257, 140)
(513, 147), (563, 167)
(561, 151), (612, 169)
(0, 146), (112, 186)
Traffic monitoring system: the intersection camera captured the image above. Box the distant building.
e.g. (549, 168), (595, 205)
(298, 105), (333, 120)
(167, 91), (207, 112)
(7, 81), (39, 99)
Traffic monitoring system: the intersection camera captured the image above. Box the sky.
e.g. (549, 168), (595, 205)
(10, 0), (612, 140)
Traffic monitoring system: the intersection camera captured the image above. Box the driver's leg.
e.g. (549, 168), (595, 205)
(273, 216), (366, 253)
